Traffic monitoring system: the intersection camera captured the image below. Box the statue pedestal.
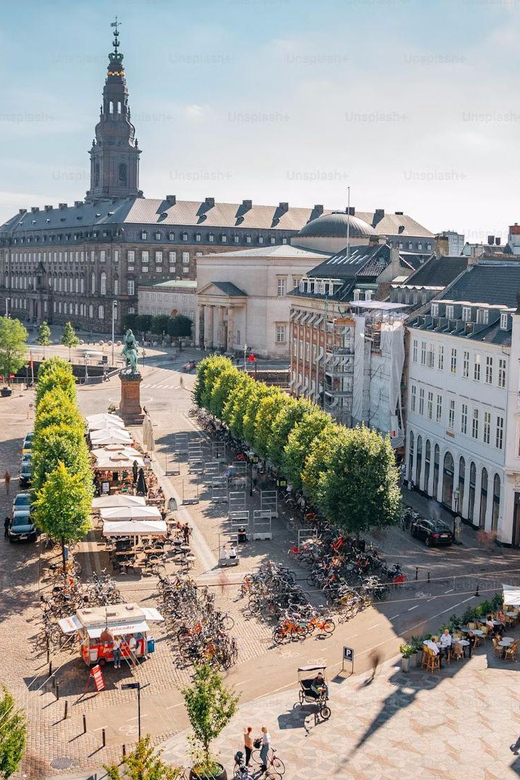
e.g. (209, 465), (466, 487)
(119, 372), (144, 425)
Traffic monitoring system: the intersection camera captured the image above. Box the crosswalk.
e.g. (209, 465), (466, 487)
(142, 382), (182, 389)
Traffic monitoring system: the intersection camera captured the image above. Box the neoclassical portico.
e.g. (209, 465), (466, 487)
(197, 282), (247, 351)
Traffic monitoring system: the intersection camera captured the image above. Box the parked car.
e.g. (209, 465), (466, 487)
(13, 492), (32, 512)
(410, 517), (454, 547)
(8, 510), (37, 543)
(19, 462), (32, 489)
(22, 434), (33, 455)
(21, 452), (32, 465)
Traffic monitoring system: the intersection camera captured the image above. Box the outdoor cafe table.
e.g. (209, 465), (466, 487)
(505, 612), (518, 618)
(454, 639), (470, 646)
(461, 628), (484, 636)
(499, 637), (514, 646)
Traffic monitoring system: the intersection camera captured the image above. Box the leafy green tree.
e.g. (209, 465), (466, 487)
(135, 315), (152, 338)
(61, 321), (80, 360)
(303, 425), (401, 539)
(193, 355), (233, 409)
(33, 461), (92, 573)
(150, 314), (170, 337)
(104, 735), (181, 780)
(0, 316), (28, 384)
(300, 425), (342, 506)
(242, 383), (271, 447)
(36, 321), (52, 356)
(208, 366), (243, 419)
(282, 408), (335, 492)
(167, 314), (192, 340)
(222, 375), (258, 441)
(268, 398), (312, 470)
(253, 388), (290, 460)
(34, 390), (83, 435)
(36, 364), (76, 406)
(220, 372), (250, 429)
(123, 313), (139, 332)
(0, 686), (26, 779)
(182, 663), (240, 777)
(32, 423), (89, 493)
(36, 356), (72, 382)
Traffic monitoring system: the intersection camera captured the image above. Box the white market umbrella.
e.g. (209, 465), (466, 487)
(92, 447), (144, 470)
(100, 506), (162, 522)
(90, 429), (133, 446)
(92, 495), (147, 509)
(102, 519), (167, 537)
(87, 413), (125, 431)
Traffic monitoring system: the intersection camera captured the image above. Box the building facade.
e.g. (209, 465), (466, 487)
(137, 280), (196, 323)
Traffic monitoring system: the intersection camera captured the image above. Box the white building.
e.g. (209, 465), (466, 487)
(137, 280), (196, 321)
(405, 260), (520, 546)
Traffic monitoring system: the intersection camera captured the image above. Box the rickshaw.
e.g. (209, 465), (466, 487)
(297, 664), (331, 720)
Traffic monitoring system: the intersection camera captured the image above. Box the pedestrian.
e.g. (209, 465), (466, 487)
(182, 523), (190, 544)
(259, 726), (271, 772)
(4, 470), (10, 494)
(243, 726), (253, 767)
(467, 630), (476, 658)
(368, 648), (382, 682)
(112, 635), (121, 668)
(4, 515), (11, 538)
(128, 634), (137, 664)
(179, 375), (183, 388)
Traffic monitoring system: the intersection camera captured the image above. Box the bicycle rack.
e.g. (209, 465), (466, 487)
(212, 442), (227, 461)
(211, 476), (228, 503)
(297, 528), (318, 548)
(174, 433), (189, 454)
(252, 510), (272, 540)
(181, 478), (199, 505)
(229, 491), (247, 513)
(260, 489), (278, 518)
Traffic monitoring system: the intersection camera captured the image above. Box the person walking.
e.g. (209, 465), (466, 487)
(259, 726), (271, 772)
(368, 649), (382, 682)
(4, 515), (11, 538)
(243, 726), (253, 767)
(4, 470), (10, 495)
(179, 375), (183, 389)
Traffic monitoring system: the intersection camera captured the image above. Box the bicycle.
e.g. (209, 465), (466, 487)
(251, 746), (285, 777)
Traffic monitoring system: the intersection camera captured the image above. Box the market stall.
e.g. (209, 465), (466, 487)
(92, 447), (144, 494)
(58, 603), (164, 666)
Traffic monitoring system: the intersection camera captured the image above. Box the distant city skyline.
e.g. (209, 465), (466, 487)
(1, 0), (519, 241)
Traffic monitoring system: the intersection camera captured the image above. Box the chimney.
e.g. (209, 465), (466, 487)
(166, 195), (176, 205)
(58, 203), (67, 210)
(278, 202), (289, 213)
(18, 208), (27, 215)
(313, 204), (324, 215)
(390, 245), (401, 276)
(74, 201), (83, 208)
(346, 206), (355, 215)
(395, 211), (404, 215)
(44, 205), (53, 212)
(487, 235), (495, 245)
(205, 197), (215, 208)
(242, 199), (252, 211)
(434, 234), (449, 257)
(372, 208), (385, 227)
(496, 237), (501, 245)
(31, 206), (39, 213)
(368, 235), (380, 247)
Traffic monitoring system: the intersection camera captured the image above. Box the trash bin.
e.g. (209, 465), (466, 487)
(147, 638), (156, 654)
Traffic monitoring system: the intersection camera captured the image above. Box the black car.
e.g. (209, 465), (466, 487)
(19, 462), (32, 489)
(8, 510), (38, 543)
(411, 518), (454, 547)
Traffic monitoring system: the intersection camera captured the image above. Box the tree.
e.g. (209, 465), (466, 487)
(34, 390), (83, 435)
(36, 321), (52, 356)
(104, 736), (181, 780)
(32, 462), (92, 573)
(0, 317), (28, 384)
(253, 388), (290, 460)
(32, 423), (89, 493)
(150, 314), (170, 338)
(222, 376), (258, 441)
(182, 663), (239, 777)
(303, 425), (401, 539)
(35, 363), (76, 406)
(167, 314), (192, 340)
(208, 366), (243, 419)
(0, 686), (27, 779)
(61, 321), (80, 360)
(193, 355), (233, 409)
(123, 313), (139, 332)
(135, 314), (152, 338)
(268, 398), (312, 470)
(282, 408), (335, 492)
(242, 383), (271, 447)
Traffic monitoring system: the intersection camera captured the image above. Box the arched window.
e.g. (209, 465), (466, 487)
(119, 163), (127, 185)
(433, 444), (440, 498)
(98, 305), (105, 320)
(492, 474), (501, 533)
(468, 462), (476, 522)
(424, 440), (431, 492)
(416, 435), (423, 487)
(479, 467), (488, 528)
(91, 273), (96, 294)
(100, 272), (107, 296)
(442, 451), (454, 507)
(408, 431), (414, 483)
(89, 304), (94, 319)
(80, 277), (85, 294)
(109, 101), (114, 114)
(113, 277), (119, 296)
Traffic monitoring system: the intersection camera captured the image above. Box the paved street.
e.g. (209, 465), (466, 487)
(0, 352), (519, 778)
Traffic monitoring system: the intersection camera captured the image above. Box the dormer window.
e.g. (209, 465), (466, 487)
(446, 305), (454, 319)
(476, 309), (488, 324)
(182, 232), (188, 241)
(245, 235), (252, 244)
(195, 233), (201, 242)
(500, 312), (508, 330)
(208, 233), (214, 243)
(168, 232), (175, 241)
(233, 235), (240, 244)
(221, 234), (227, 243)
(141, 231), (148, 240)
(154, 232), (161, 240)
(431, 303), (439, 316)
(462, 306), (471, 322)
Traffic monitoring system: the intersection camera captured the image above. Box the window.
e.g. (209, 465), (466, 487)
(485, 356), (493, 384)
(436, 394), (442, 423)
(277, 277), (287, 297)
(113, 277), (119, 296)
(500, 312), (508, 330)
(245, 235), (252, 244)
(168, 232), (175, 241)
(427, 391), (433, 419)
(473, 354), (481, 381)
(182, 232), (188, 242)
(463, 351), (470, 378)
(127, 279), (135, 296)
(498, 358), (506, 388)
(462, 306), (471, 321)
(437, 345), (444, 370)
(155, 251), (163, 264)
(114, 250), (119, 263)
(419, 388), (425, 415)
(496, 416), (504, 449)
(411, 385), (417, 412)
(275, 324), (287, 343)
(461, 403), (468, 435)
(142, 250), (149, 265)
(100, 271), (107, 296)
(91, 272), (96, 294)
(182, 252), (190, 264)
(88, 304), (94, 319)
(450, 348), (457, 373)
(258, 236), (264, 244)
(448, 399), (455, 429)
(221, 234), (227, 243)
(421, 341), (426, 365)
(98, 305), (105, 320)
(446, 305), (454, 319)
(476, 308), (488, 324)
(483, 411), (491, 444)
(233, 235), (240, 244)
(208, 233), (214, 243)
(100, 250), (106, 262)
(472, 409), (479, 439)
(195, 233), (201, 242)
(154, 232), (161, 240)
(168, 251), (177, 264)
(431, 303), (439, 317)
(127, 250), (135, 263)
(412, 339), (418, 363)
(141, 231), (148, 240)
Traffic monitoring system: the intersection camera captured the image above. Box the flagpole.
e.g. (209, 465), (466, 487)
(346, 186), (351, 260)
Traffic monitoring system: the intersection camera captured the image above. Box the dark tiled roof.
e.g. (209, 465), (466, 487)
(211, 281), (247, 297)
(403, 255), (469, 288)
(307, 244), (390, 279)
(440, 261), (520, 307)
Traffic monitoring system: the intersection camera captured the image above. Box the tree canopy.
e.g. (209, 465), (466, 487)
(0, 686), (26, 779)
(0, 317), (27, 383)
(283, 408), (335, 492)
(61, 322), (80, 355)
(104, 736), (181, 780)
(36, 321), (51, 348)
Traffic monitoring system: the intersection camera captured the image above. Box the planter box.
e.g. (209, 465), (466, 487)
(401, 657), (410, 673)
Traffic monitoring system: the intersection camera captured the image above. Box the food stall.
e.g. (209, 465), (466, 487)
(92, 447), (144, 493)
(58, 603), (164, 666)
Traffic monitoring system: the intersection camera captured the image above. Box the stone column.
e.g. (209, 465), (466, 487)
(203, 304), (212, 349)
(217, 306), (225, 350)
(227, 307), (235, 351)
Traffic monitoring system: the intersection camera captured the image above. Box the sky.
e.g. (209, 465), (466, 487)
(0, 0), (519, 241)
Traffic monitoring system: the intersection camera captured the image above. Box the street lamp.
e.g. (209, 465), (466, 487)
(111, 300), (118, 367)
(121, 682), (149, 741)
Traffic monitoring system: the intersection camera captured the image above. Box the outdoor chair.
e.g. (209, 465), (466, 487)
(452, 644), (464, 662)
(492, 637), (503, 658)
(426, 650), (441, 672)
(421, 648), (430, 669)
(505, 641), (518, 662)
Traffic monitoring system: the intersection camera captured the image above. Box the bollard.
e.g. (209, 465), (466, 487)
(49, 662), (53, 677)
(102, 728), (106, 748)
(122, 744), (126, 758)
(427, 571), (430, 583)
(55, 681), (60, 701)
(475, 582), (479, 597)
(415, 567), (419, 581)
(63, 701), (69, 720)
(83, 714), (87, 734)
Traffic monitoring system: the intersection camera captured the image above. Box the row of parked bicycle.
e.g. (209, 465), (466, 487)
(156, 573), (238, 669)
